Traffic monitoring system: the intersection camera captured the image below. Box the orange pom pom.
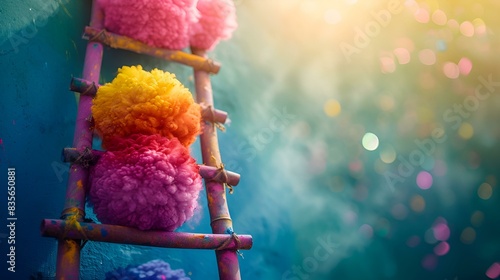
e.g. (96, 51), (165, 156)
(92, 65), (201, 149)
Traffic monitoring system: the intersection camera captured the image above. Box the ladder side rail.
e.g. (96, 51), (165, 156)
(192, 48), (242, 280)
(55, 0), (104, 278)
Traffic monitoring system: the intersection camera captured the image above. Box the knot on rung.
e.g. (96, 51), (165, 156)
(60, 207), (89, 243)
(200, 103), (227, 132)
(216, 164), (231, 190)
(88, 28), (108, 43)
(81, 81), (98, 96)
(216, 232), (241, 251)
(211, 155), (236, 194)
(62, 147), (101, 168)
(75, 147), (95, 168)
(70, 77), (100, 96)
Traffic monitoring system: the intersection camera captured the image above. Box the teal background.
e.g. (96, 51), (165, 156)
(1, 0), (500, 279)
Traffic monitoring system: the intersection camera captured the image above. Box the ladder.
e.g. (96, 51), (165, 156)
(40, 1), (252, 279)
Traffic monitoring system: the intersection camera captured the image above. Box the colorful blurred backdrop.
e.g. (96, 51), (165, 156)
(0, 0), (499, 279)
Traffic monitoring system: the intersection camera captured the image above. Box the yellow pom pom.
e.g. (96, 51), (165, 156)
(92, 65), (201, 149)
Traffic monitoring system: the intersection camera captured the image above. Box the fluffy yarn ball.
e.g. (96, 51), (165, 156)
(105, 260), (190, 280)
(98, 0), (198, 50)
(190, 0), (238, 50)
(92, 65), (201, 149)
(90, 134), (203, 231)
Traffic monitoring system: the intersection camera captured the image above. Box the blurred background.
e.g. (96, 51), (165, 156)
(0, 0), (499, 279)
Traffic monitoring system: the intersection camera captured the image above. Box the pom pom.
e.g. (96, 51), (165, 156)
(92, 65), (201, 149)
(105, 259), (190, 280)
(190, 0), (238, 50)
(89, 134), (203, 231)
(97, 0), (198, 50)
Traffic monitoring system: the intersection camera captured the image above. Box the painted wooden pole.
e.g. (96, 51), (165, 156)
(69, 77), (229, 124)
(42, 219), (252, 250)
(55, 0), (103, 278)
(60, 148), (240, 186)
(192, 47), (242, 280)
(83, 26), (220, 74)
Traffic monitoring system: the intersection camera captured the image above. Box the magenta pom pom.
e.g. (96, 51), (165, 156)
(98, 0), (199, 50)
(90, 134), (203, 231)
(190, 0), (238, 50)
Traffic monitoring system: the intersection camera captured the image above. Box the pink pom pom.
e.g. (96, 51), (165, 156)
(90, 134), (203, 231)
(98, 0), (199, 50)
(190, 0), (238, 50)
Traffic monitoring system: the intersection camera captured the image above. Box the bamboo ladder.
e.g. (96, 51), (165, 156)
(40, 1), (252, 279)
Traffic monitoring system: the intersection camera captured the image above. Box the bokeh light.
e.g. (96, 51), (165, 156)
(391, 203), (408, 220)
(458, 57), (473, 76)
(431, 10), (447, 25)
(380, 56), (396, 73)
(436, 40), (447, 52)
(460, 21), (475, 37)
(477, 183), (493, 200)
(443, 62), (460, 79)
(410, 195), (426, 212)
(393, 48), (411, 65)
(433, 241), (450, 256)
(447, 19), (460, 31)
(414, 8), (430, 23)
(343, 210), (358, 226)
(419, 49), (436, 65)
(471, 210), (484, 227)
(458, 122), (474, 140)
(359, 224), (374, 239)
(473, 18), (487, 35)
(460, 227), (476, 244)
(380, 145), (397, 164)
(433, 221), (450, 241)
(416, 171), (433, 190)
(362, 133), (379, 151)
(421, 254), (438, 271)
(324, 99), (342, 117)
(486, 263), (500, 279)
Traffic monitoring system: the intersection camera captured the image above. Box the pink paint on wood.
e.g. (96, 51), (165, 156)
(56, 0), (104, 279)
(192, 48), (242, 280)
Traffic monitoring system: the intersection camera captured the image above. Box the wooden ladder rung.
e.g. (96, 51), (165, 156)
(69, 77), (229, 124)
(41, 219), (252, 251)
(61, 147), (241, 186)
(83, 26), (220, 74)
